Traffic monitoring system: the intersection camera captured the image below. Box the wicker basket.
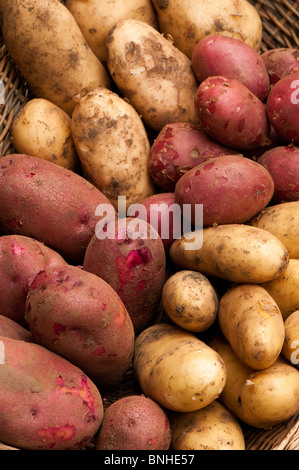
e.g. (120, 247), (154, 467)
(0, 0), (298, 451)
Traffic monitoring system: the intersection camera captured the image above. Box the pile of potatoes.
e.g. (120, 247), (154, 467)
(0, 0), (299, 451)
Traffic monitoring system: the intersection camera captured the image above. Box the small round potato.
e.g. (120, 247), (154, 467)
(133, 323), (227, 413)
(170, 400), (245, 450)
(12, 98), (78, 170)
(282, 311), (299, 366)
(162, 270), (218, 332)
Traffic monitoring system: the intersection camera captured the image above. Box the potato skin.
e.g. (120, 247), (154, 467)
(0, 234), (66, 326)
(282, 311), (299, 365)
(175, 155), (274, 227)
(133, 323), (227, 412)
(0, 154), (115, 264)
(95, 395), (171, 450)
(209, 335), (299, 429)
(162, 270), (218, 332)
(0, 0), (111, 115)
(170, 224), (289, 284)
(261, 48), (299, 85)
(106, 19), (200, 131)
(218, 284), (285, 370)
(170, 401), (245, 451)
(151, 0), (263, 58)
(25, 265), (135, 391)
(71, 87), (155, 210)
(83, 217), (166, 333)
(0, 315), (33, 342)
(192, 35), (270, 101)
(0, 336), (103, 450)
(194, 76), (270, 150)
(65, 0), (158, 64)
(12, 99), (78, 170)
(148, 122), (238, 192)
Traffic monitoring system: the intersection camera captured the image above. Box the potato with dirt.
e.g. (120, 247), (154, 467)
(282, 311), (299, 366)
(0, 0), (111, 115)
(261, 48), (299, 85)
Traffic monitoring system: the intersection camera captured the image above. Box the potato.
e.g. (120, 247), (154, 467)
(161, 270), (218, 332)
(266, 73), (299, 145)
(218, 284), (285, 370)
(258, 146), (299, 203)
(0, 0), (111, 115)
(282, 311), (299, 366)
(209, 335), (299, 429)
(0, 154), (115, 264)
(11, 99), (78, 170)
(170, 224), (289, 284)
(133, 323), (227, 412)
(194, 76), (270, 151)
(83, 217), (166, 333)
(148, 122), (238, 192)
(0, 315), (33, 343)
(170, 400), (245, 450)
(151, 0), (262, 59)
(65, 0), (158, 64)
(25, 265), (135, 391)
(192, 35), (270, 101)
(0, 234), (66, 326)
(0, 335), (103, 450)
(71, 87), (155, 210)
(251, 201), (299, 259)
(95, 395), (171, 450)
(261, 48), (299, 85)
(174, 155), (274, 227)
(106, 19), (200, 132)
(260, 259), (299, 321)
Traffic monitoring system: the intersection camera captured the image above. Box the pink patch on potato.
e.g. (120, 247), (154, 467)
(37, 425), (75, 442)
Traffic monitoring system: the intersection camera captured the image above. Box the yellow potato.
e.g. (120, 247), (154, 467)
(218, 284), (285, 370)
(162, 270), (218, 332)
(106, 19), (200, 131)
(65, 0), (158, 64)
(0, 0), (111, 115)
(133, 323), (227, 412)
(251, 201), (299, 259)
(170, 401), (245, 450)
(282, 311), (299, 366)
(169, 224), (289, 284)
(71, 87), (155, 210)
(12, 99), (78, 170)
(151, 0), (263, 58)
(209, 335), (299, 429)
(261, 259), (299, 320)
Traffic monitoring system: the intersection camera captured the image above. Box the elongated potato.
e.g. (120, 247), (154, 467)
(218, 284), (285, 370)
(261, 259), (299, 320)
(209, 335), (299, 429)
(65, 0), (158, 64)
(151, 0), (263, 58)
(251, 201), (299, 259)
(282, 311), (299, 366)
(72, 87), (155, 209)
(170, 401), (245, 450)
(106, 19), (200, 131)
(170, 224), (289, 284)
(133, 323), (227, 412)
(0, 0), (111, 115)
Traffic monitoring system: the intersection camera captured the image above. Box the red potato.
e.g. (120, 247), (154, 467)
(0, 154), (115, 264)
(194, 76), (270, 150)
(192, 35), (270, 102)
(95, 395), (171, 450)
(258, 146), (299, 202)
(0, 315), (33, 342)
(0, 235), (66, 326)
(148, 122), (238, 191)
(261, 48), (299, 85)
(0, 336), (103, 450)
(175, 154), (274, 227)
(266, 73), (299, 145)
(25, 265), (135, 391)
(83, 217), (166, 333)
